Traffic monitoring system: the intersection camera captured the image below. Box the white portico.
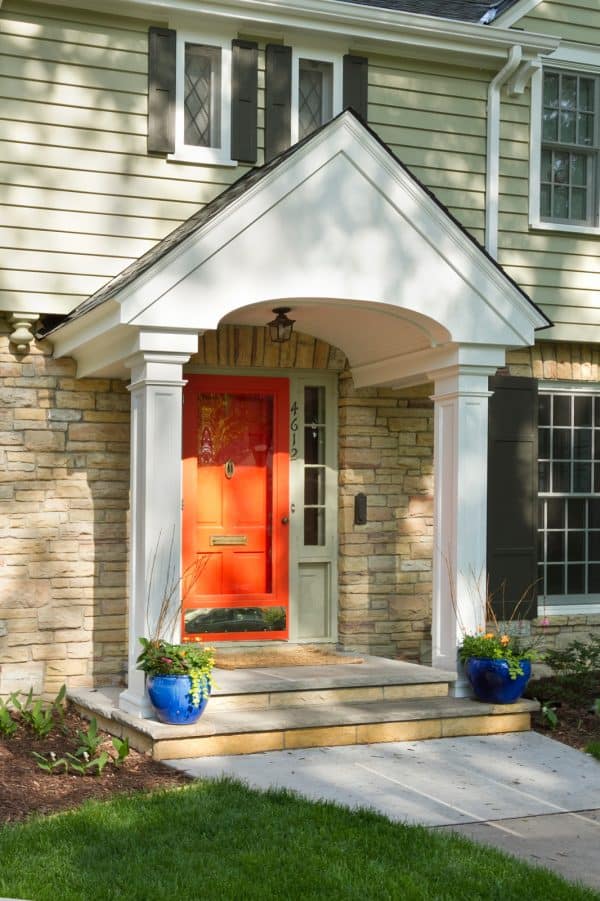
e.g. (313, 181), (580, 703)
(50, 111), (549, 716)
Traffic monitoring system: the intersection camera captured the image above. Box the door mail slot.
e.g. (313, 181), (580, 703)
(210, 535), (248, 546)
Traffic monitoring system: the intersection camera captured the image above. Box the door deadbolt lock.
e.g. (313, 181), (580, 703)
(281, 516), (289, 525)
(224, 459), (235, 479)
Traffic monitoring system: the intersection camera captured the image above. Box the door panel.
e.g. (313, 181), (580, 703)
(182, 375), (289, 641)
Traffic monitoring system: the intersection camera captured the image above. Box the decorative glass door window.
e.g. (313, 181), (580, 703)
(540, 71), (598, 225)
(538, 391), (600, 601)
(184, 44), (221, 147)
(303, 386), (327, 546)
(298, 59), (333, 140)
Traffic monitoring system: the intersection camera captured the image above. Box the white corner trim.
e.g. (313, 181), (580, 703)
(495, 0), (545, 28)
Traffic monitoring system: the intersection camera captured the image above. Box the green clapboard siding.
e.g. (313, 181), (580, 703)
(499, 0), (600, 342)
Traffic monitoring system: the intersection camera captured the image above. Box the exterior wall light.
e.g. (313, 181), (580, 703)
(267, 307), (295, 343)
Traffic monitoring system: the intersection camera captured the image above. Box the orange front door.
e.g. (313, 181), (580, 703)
(182, 375), (289, 640)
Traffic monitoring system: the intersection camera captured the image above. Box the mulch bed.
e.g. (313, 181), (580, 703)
(2, 673), (598, 826)
(526, 671), (600, 751)
(0, 706), (190, 825)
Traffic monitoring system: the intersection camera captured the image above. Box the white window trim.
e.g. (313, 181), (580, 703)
(537, 381), (600, 615)
(290, 46), (343, 146)
(169, 29), (237, 167)
(529, 60), (600, 236)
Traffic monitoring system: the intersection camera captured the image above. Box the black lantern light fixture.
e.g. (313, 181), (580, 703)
(267, 307), (295, 343)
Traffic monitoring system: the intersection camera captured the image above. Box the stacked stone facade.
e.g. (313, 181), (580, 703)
(2, 324), (599, 699)
(0, 319), (130, 697)
(337, 372), (434, 661)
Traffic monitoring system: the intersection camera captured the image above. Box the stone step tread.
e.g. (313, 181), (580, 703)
(111, 695), (538, 742)
(210, 656), (456, 697)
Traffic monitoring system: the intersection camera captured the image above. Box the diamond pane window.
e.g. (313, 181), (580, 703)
(540, 70), (598, 225)
(184, 44), (221, 148)
(298, 59), (333, 140)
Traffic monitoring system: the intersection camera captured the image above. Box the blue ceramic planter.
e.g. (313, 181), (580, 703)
(465, 657), (531, 705)
(147, 674), (210, 725)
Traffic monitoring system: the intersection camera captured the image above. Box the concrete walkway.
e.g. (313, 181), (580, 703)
(168, 731), (600, 892)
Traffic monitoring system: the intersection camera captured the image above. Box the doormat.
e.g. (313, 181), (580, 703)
(214, 647), (364, 669)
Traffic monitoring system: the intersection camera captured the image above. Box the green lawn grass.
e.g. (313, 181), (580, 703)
(0, 778), (597, 901)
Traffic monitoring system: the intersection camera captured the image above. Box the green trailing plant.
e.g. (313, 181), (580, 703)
(137, 638), (214, 706)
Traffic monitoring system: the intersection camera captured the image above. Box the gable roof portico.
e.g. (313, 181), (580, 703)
(51, 110), (549, 387)
(48, 111), (550, 714)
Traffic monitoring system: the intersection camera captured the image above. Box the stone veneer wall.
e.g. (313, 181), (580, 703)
(3, 323), (597, 699)
(0, 319), (130, 697)
(506, 342), (600, 651)
(193, 326), (435, 663)
(337, 372), (434, 661)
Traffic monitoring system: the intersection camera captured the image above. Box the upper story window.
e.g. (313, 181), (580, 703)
(173, 33), (233, 165)
(290, 51), (341, 144)
(535, 68), (599, 230)
(148, 28), (367, 166)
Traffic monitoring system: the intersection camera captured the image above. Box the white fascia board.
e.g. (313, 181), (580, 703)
(50, 300), (122, 359)
(495, 0), (544, 28)
(115, 113), (547, 346)
(33, 0), (559, 64)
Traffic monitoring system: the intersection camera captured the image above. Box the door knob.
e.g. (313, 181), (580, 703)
(281, 516), (289, 525)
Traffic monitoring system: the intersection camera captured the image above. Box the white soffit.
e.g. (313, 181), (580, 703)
(53, 113), (548, 378)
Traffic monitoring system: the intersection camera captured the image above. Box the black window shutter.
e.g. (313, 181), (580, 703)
(265, 44), (291, 162)
(487, 375), (538, 620)
(231, 40), (258, 163)
(148, 27), (176, 154)
(343, 54), (368, 120)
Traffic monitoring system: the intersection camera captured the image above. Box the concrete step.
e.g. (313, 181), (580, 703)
(71, 685), (538, 762)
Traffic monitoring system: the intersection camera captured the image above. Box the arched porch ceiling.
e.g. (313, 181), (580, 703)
(50, 111), (550, 382)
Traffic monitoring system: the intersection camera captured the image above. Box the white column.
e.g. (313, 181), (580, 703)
(119, 350), (191, 717)
(430, 365), (496, 695)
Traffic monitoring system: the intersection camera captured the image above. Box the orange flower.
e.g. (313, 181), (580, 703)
(484, 632), (494, 640)
(500, 634), (510, 646)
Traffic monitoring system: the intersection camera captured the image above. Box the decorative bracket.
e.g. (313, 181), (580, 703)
(9, 313), (40, 353)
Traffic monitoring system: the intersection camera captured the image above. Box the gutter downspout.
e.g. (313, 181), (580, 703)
(485, 45), (522, 258)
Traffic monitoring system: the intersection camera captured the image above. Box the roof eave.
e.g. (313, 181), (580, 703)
(28, 0), (560, 63)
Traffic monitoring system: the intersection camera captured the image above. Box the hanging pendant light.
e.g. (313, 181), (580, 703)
(267, 307), (295, 343)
